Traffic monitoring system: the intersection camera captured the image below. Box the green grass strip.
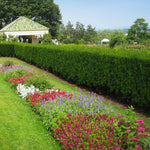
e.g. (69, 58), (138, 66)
(0, 73), (61, 150)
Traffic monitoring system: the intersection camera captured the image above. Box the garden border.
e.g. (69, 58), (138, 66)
(8, 56), (150, 121)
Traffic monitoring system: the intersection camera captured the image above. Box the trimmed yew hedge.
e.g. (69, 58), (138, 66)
(0, 42), (15, 57)
(1, 43), (150, 110)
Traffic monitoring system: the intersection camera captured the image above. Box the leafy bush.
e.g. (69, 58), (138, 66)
(40, 33), (52, 45)
(7, 35), (19, 43)
(0, 42), (15, 57)
(0, 33), (7, 42)
(25, 74), (53, 91)
(3, 60), (14, 67)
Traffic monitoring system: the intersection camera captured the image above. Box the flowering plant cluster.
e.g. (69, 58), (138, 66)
(7, 76), (27, 88)
(25, 89), (73, 107)
(16, 84), (40, 99)
(35, 90), (150, 150)
(0, 64), (34, 74)
(52, 113), (125, 150)
(126, 120), (150, 150)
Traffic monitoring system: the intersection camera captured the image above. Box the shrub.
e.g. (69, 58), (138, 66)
(40, 33), (52, 45)
(0, 33), (7, 42)
(25, 74), (53, 91)
(0, 42), (15, 57)
(3, 60), (14, 67)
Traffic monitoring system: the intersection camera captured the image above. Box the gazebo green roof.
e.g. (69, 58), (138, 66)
(0, 16), (49, 32)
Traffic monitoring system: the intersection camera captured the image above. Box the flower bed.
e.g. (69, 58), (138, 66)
(1, 63), (150, 150)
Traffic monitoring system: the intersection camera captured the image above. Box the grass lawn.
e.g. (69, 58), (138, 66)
(0, 73), (61, 150)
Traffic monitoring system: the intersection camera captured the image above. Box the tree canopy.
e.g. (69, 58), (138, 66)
(58, 21), (98, 44)
(0, 0), (62, 38)
(127, 18), (149, 43)
(109, 30), (126, 48)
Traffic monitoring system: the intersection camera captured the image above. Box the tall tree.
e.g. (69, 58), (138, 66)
(58, 24), (67, 42)
(83, 24), (97, 43)
(64, 21), (74, 43)
(0, 0), (62, 37)
(74, 22), (85, 40)
(98, 30), (111, 41)
(127, 18), (149, 43)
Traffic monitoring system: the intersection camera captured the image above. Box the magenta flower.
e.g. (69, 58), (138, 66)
(136, 120), (143, 124)
(141, 134), (148, 137)
(126, 130), (131, 133)
(137, 127), (145, 132)
(135, 145), (142, 150)
(116, 148), (120, 150)
(132, 137), (139, 141)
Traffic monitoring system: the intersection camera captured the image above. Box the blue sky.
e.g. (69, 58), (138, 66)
(54, 0), (150, 30)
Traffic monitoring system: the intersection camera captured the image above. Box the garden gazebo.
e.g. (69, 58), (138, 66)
(0, 16), (49, 44)
(101, 38), (110, 45)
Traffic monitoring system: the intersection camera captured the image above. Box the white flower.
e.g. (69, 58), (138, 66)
(16, 84), (40, 99)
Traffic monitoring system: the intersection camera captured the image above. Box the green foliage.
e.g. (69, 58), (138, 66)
(3, 69), (29, 81)
(75, 39), (80, 45)
(40, 33), (52, 45)
(3, 60), (14, 67)
(83, 24), (98, 43)
(58, 22), (98, 44)
(25, 74), (53, 91)
(127, 18), (149, 43)
(0, 43), (15, 57)
(109, 30), (126, 48)
(8, 35), (19, 43)
(98, 30), (111, 41)
(0, 33), (7, 42)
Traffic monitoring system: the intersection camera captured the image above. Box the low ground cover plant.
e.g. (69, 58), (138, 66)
(1, 65), (34, 80)
(1, 62), (150, 150)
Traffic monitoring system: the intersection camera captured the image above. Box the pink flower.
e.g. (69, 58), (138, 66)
(116, 148), (120, 150)
(136, 120), (143, 124)
(142, 134), (148, 137)
(137, 127), (145, 131)
(132, 137), (139, 141)
(126, 130), (131, 133)
(135, 145), (142, 150)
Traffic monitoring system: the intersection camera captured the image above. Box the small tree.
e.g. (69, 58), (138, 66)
(109, 30), (126, 48)
(8, 35), (19, 42)
(40, 33), (52, 45)
(0, 33), (7, 42)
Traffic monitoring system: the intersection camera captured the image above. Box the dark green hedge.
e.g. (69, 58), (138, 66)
(0, 42), (15, 57)
(1, 43), (150, 110)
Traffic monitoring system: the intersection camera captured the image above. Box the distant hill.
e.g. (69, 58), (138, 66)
(97, 28), (129, 33)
